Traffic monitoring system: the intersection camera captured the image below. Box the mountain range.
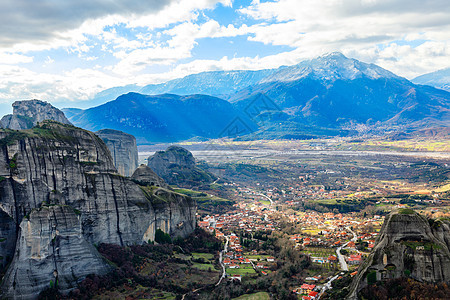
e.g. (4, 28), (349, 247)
(75, 69), (278, 110)
(66, 53), (450, 143)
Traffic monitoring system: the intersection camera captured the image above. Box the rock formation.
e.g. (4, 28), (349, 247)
(1, 100), (71, 130)
(138, 185), (197, 240)
(131, 164), (168, 188)
(1, 206), (111, 299)
(0, 121), (196, 298)
(148, 146), (215, 187)
(347, 210), (450, 299)
(95, 129), (138, 176)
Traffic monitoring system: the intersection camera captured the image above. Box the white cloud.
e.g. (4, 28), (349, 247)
(0, 52), (33, 64)
(0, 64), (123, 106)
(0, 0), (449, 110)
(235, 0), (450, 78)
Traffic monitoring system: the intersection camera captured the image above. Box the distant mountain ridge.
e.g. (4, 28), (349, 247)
(66, 53), (450, 143)
(413, 67), (450, 92)
(140, 69), (278, 97)
(69, 93), (255, 143)
(71, 69), (278, 110)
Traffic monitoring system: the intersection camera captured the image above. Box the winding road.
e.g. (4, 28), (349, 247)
(336, 226), (358, 271)
(319, 227), (358, 299)
(216, 236), (229, 286)
(317, 274), (340, 300)
(181, 236), (229, 299)
(256, 192), (273, 206)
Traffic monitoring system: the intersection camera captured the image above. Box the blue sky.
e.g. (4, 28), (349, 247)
(0, 0), (449, 115)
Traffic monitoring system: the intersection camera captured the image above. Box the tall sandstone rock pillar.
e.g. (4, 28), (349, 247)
(96, 129), (139, 177)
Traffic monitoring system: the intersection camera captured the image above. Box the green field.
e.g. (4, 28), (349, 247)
(192, 262), (216, 271)
(259, 200), (271, 206)
(172, 188), (234, 207)
(226, 266), (256, 275)
(192, 252), (215, 260)
(232, 292), (270, 300)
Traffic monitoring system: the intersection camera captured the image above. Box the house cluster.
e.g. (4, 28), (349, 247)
(198, 202), (277, 236)
(293, 283), (319, 300)
(346, 253), (363, 265)
(223, 234), (248, 269)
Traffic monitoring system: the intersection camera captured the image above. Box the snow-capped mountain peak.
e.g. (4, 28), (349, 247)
(260, 52), (399, 84)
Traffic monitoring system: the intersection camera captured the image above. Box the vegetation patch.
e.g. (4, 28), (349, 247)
(398, 208), (415, 214)
(401, 240), (441, 251)
(232, 292), (270, 300)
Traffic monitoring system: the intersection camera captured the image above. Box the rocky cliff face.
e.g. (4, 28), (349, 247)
(148, 146), (215, 187)
(95, 129), (138, 176)
(139, 185), (197, 240)
(1, 206), (111, 299)
(131, 164), (168, 188)
(0, 121), (196, 298)
(347, 210), (450, 299)
(1, 100), (71, 130)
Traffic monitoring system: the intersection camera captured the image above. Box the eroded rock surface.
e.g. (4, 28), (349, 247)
(1, 206), (111, 299)
(148, 146), (215, 187)
(1, 100), (71, 130)
(131, 164), (168, 188)
(0, 121), (196, 299)
(347, 210), (450, 299)
(95, 129), (138, 176)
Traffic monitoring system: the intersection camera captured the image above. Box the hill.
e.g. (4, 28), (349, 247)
(69, 93), (254, 143)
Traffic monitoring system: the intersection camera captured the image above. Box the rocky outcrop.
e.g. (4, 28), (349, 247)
(131, 164), (168, 188)
(347, 210), (450, 299)
(1, 100), (71, 130)
(0, 121), (196, 299)
(1, 206), (111, 299)
(95, 129), (138, 177)
(148, 146), (215, 187)
(139, 185), (197, 240)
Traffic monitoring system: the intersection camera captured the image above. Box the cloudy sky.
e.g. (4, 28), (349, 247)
(0, 0), (449, 114)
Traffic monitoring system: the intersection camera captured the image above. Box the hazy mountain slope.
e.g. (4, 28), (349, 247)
(69, 93), (252, 143)
(71, 84), (142, 109)
(139, 69), (277, 97)
(413, 68), (450, 92)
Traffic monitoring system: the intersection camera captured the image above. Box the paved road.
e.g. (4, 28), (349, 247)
(182, 236), (228, 299)
(336, 243), (349, 271)
(347, 226), (357, 242)
(317, 274), (340, 300)
(336, 226), (358, 271)
(216, 236), (229, 286)
(256, 192), (273, 206)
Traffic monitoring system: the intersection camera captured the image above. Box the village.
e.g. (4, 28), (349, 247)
(197, 182), (384, 299)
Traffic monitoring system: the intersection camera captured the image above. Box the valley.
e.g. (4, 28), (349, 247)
(1, 1), (450, 299)
(121, 138), (449, 299)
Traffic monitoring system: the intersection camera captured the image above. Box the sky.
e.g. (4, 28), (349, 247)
(0, 0), (449, 115)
